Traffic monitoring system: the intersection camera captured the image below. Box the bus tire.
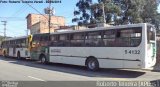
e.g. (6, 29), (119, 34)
(40, 54), (47, 64)
(17, 51), (21, 59)
(86, 57), (99, 71)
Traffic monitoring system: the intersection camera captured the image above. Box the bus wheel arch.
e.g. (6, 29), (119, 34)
(85, 56), (99, 71)
(39, 54), (47, 64)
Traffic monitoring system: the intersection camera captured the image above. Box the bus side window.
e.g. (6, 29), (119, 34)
(116, 30), (121, 38)
(57, 34), (69, 47)
(51, 35), (60, 46)
(70, 33), (84, 47)
(85, 31), (103, 47)
(115, 30), (124, 46)
(115, 28), (142, 47)
(1, 42), (3, 48)
(103, 30), (116, 47)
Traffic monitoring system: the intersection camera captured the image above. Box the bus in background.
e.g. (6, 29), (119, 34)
(0, 48), (3, 56)
(29, 23), (156, 71)
(1, 36), (30, 59)
(29, 33), (50, 61)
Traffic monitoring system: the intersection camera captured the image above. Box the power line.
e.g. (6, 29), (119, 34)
(11, 5), (26, 17)
(0, 31), (4, 33)
(12, 6), (28, 17)
(0, 17), (24, 18)
(5, 29), (26, 37)
(0, 17), (25, 21)
(0, 5), (27, 22)
(20, 0), (48, 20)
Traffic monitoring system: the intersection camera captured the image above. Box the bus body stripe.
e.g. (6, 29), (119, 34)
(49, 55), (141, 61)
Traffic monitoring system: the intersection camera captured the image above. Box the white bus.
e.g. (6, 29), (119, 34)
(30, 23), (156, 71)
(1, 36), (30, 59)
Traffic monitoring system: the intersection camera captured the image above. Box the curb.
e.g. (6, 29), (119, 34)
(142, 66), (160, 72)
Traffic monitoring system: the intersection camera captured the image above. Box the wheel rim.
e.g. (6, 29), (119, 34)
(41, 57), (46, 63)
(88, 60), (96, 70)
(17, 53), (20, 59)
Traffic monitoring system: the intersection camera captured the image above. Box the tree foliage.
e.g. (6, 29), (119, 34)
(72, 0), (93, 25)
(73, 0), (160, 29)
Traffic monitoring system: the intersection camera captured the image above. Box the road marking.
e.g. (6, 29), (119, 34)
(28, 76), (45, 81)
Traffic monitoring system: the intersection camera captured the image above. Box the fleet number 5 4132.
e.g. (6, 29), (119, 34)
(125, 50), (140, 54)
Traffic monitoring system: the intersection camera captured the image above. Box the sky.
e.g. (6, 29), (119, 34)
(0, 0), (78, 37)
(0, 0), (159, 37)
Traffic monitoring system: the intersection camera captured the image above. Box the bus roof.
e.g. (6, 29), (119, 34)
(4, 36), (28, 41)
(50, 23), (149, 35)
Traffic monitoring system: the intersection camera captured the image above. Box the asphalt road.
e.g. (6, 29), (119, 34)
(0, 56), (160, 81)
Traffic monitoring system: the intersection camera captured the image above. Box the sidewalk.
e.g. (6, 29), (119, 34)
(145, 63), (160, 72)
(152, 63), (160, 72)
(141, 63), (160, 72)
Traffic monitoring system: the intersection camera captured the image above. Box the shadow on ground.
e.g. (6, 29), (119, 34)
(150, 79), (160, 86)
(152, 63), (160, 72)
(0, 56), (145, 78)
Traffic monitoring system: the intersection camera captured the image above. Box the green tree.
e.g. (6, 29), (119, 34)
(97, 0), (121, 24)
(73, 0), (160, 29)
(141, 0), (160, 29)
(72, 0), (120, 25)
(142, 0), (158, 22)
(115, 0), (144, 24)
(72, 0), (93, 26)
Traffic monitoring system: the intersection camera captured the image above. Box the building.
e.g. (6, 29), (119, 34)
(26, 13), (65, 34)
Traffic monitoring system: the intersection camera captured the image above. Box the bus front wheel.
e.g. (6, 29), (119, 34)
(86, 58), (99, 71)
(17, 51), (21, 59)
(40, 55), (47, 64)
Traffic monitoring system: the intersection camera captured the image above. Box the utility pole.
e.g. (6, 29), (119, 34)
(44, 0), (55, 34)
(1, 21), (7, 40)
(101, 3), (106, 23)
(48, 0), (51, 34)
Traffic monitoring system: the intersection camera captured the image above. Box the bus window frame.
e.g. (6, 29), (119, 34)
(48, 27), (142, 47)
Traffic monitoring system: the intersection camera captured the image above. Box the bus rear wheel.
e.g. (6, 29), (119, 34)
(86, 58), (99, 71)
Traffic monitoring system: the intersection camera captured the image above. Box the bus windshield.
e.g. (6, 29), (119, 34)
(147, 26), (156, 43)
